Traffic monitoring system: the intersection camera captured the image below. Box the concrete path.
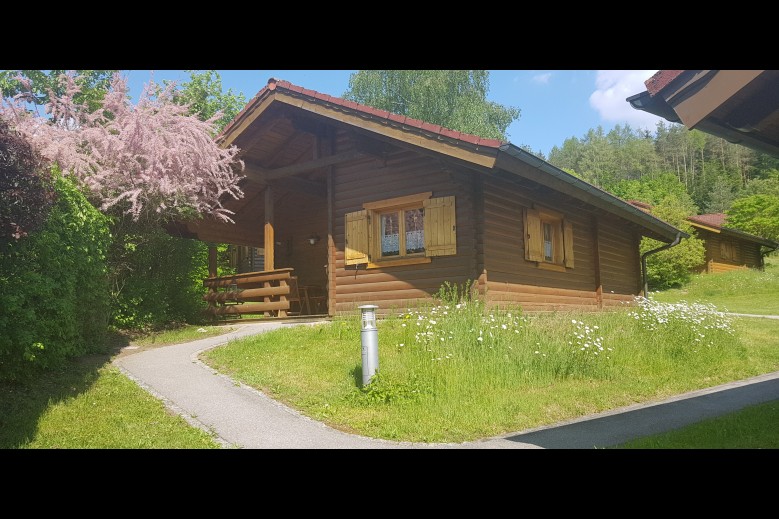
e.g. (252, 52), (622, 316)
(113, 320), (779, 449)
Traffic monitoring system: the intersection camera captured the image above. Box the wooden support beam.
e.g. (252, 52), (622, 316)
(243, 150), (365, 180)
(203, 284), (291, 303)
(208, 244), (218, 279)
(203, 268), (293, 288)
(326, 130), (336, 317)
(592, 216), (602, 309)
(208, 301), (291, 315)
(264, 186), (274, 271)
(271, 176), (327, 198)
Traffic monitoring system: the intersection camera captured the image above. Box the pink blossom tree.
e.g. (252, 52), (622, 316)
(0, 71), (244, 223)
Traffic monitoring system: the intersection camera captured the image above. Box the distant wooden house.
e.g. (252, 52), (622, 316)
(627, 201), (778, 274)
(687, 213), (778, 273)
(179, 79), (686, 318)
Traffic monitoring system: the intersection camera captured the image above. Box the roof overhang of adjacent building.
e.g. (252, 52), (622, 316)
(627, 70), (779, 157)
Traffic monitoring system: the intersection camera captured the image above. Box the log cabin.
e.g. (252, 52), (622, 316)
(179, 78), (687, 318)
(687, 213), (778, 274)
(627, 201), (778, 275)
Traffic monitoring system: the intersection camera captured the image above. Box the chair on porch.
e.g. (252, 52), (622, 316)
(287, 276), (305, 316)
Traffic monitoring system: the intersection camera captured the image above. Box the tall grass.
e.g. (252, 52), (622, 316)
(652, 257), (779, 314)
(203, 284), (760, 443)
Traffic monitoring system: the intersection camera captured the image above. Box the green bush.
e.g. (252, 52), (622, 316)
(641, 193), (706, 291)
(0, 172), (111, 381)
(107, 223), (210, 331)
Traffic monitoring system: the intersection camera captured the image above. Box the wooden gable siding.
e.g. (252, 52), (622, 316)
(481, 174), (640, 311)
(332, 145), (477, 315)
(696, 228), (762, 273)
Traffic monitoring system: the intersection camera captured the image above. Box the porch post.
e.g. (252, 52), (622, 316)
(207, 243), (218, 279)
(592, 216), (603, 309)
(264, 186), (274, 271)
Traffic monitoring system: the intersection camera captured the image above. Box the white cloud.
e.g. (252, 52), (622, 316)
(589, 70), (663, 130)
(532, 72), (552, 84)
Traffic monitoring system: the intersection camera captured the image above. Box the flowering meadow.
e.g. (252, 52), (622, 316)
(203, 290), (773, 443)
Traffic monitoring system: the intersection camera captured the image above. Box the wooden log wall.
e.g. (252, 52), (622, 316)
(481, 169), (642, 312)
(597, 217), (641, 296)
(696, 228), (762, 271)
(332, 142), (478, 315)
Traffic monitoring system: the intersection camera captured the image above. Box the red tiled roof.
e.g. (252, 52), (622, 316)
(688, 213), (727, 229)
(219, 77), (506, 149)
(645, 70), (685, 96)
(626, 199), (652, 211)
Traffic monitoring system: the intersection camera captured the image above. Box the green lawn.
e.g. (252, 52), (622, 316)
(651, 257), (779, 315)
(201, 297), (779, 444)
(0, 327), (232, 449)
(614, 399), (779, 449)
(4, 260), (778, 448)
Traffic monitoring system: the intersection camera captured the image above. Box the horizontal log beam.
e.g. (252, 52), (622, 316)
(208, 301), (291, 315)
(241, 172), (327, 198)
(203, 285), (291, 303)
(204, 268), (293, 288)
(243, 150), (365, 180)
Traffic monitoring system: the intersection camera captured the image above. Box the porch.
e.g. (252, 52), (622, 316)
(203, 267), (328, 319)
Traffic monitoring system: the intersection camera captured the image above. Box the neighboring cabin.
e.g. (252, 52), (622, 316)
(178, 78), (686, 318)
(628, 200), (778, 274)
(687, 213), (777, 273)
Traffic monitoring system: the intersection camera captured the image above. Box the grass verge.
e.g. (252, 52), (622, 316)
(201, 296), (779, 444)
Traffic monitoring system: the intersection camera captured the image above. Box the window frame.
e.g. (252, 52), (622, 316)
(524, 204), (574, 272)
(344, 192), (456, 269)
(364, 192), (432, 268)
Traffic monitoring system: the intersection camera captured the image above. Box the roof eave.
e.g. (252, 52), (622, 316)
(497, 144), (689, 243)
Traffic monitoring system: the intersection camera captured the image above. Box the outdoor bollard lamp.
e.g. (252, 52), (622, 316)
(359, 305), (379, 386)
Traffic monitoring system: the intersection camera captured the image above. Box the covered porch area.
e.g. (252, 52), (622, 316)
(194, 174), (331, 319)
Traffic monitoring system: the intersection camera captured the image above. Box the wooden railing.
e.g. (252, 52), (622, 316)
(203, 268), (293, 318)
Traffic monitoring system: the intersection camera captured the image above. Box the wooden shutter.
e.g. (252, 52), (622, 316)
(424, 196), (457, 257)
(563, 220), (575, 268)
(345, 210), (369, 265)
(524, 208), (544, 262)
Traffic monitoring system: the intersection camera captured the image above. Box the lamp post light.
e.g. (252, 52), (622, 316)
(358, 305), (379, 386)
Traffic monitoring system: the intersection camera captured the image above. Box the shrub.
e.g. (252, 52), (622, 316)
(0, 172), (111, 381)
(0, 119), (55, 243)
(107, 222), (210, 331)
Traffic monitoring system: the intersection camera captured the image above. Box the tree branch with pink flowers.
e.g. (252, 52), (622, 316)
(1, 71), (245, 223)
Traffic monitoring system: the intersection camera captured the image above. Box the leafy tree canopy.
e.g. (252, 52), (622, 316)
(165, 70), (247, 133)
(344, 70), (520, 141)
(727, 194), (779, 242)
(610, 173), (694, 209)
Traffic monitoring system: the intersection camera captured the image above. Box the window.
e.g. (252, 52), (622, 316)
(720, 239), (740, 262)
(523, 205), (574, 271)
(378, 208), (425, 257)
(345, 192), (456, 268)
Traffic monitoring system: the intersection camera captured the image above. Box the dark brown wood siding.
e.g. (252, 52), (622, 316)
(481, 172), (641, 311)
(274, 190), (329, 289)
(598, 217), (641, 295)
(332, 143), (477, 315)
(696, 228), (762, 272)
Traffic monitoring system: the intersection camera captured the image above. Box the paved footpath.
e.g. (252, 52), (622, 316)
(114, 320), (779, 449)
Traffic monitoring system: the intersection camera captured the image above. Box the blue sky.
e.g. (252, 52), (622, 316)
(124, 70), (664, 158)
